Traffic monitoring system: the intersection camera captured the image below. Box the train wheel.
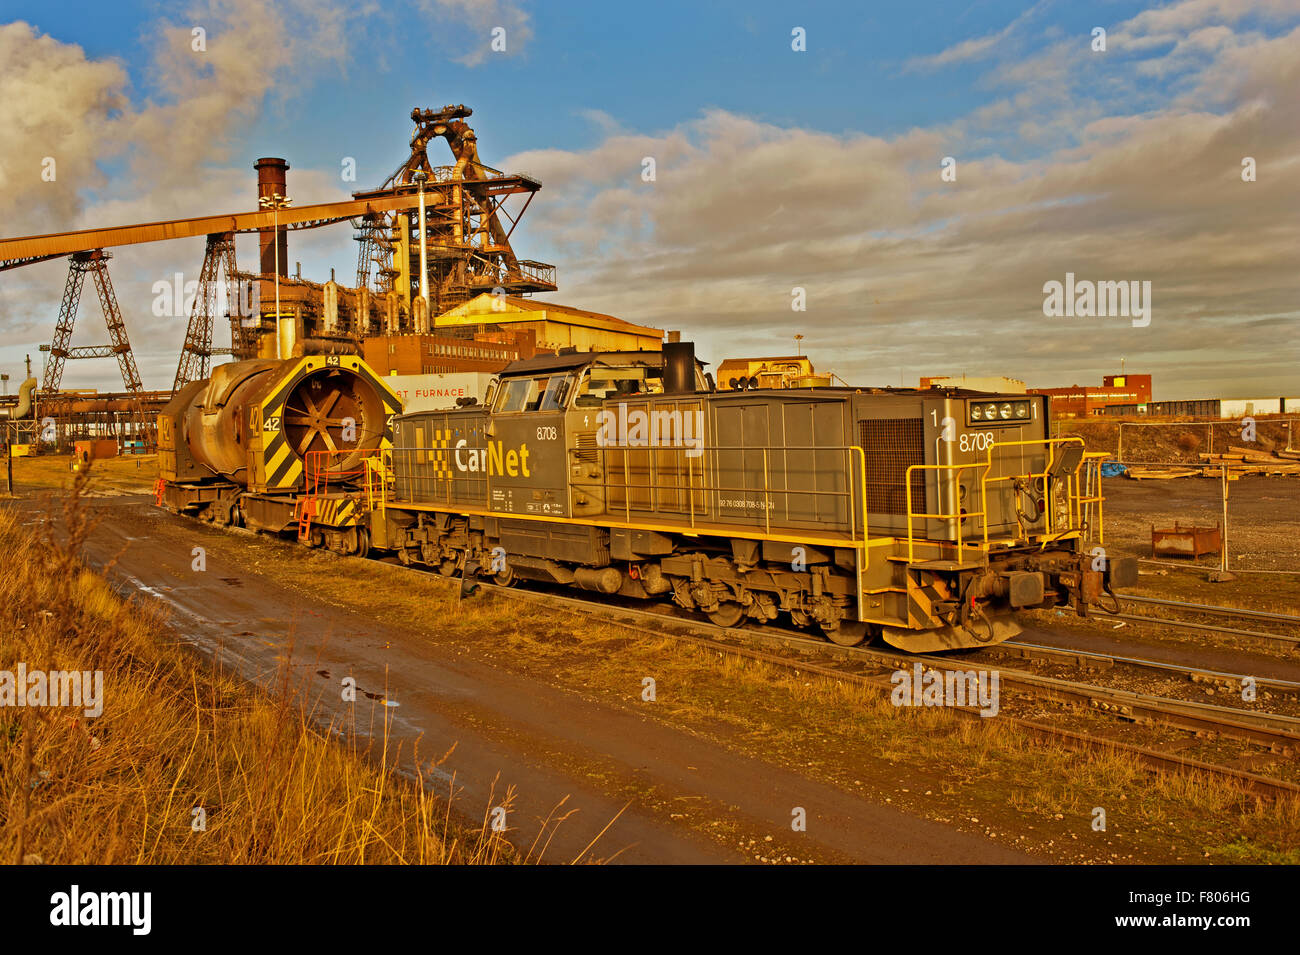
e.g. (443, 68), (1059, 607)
(824, 621), (868, 647)
(336, 527), (360, 555)
(354, 527), (370, 559)
(707, 603), (745, 628)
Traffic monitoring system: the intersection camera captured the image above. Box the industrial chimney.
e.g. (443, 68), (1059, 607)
(255, 157), (289, 277)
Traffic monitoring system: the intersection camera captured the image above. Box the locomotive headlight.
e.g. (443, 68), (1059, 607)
(971, 399), (1031, 424)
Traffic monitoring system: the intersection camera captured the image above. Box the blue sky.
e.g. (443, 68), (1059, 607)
(43, 1), (1161, 160)
(2, 0), (1298, 398)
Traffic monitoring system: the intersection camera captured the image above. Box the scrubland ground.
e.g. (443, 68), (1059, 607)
(0, 470), (514, 864)
(5, 454), (1299, 864)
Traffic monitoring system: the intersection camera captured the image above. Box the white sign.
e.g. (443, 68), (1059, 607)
(387, 373), (495, 412)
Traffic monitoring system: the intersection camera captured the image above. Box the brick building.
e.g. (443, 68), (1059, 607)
(363, 328), (542, 376)
(1030, 373), (1152, 417)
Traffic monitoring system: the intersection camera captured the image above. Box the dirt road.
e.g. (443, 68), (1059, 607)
(34, 494), (1034, 865)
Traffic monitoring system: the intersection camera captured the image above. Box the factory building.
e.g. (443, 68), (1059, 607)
(1030, 374), (1152, 417)
(363, 327), (542, 376)
(384, 372), (497, 412)
(717, 356), (821, 390)
(435, 294), (664, 354)
(920, 375), (1026, 393)
(1104, 397), (1300, 419)
(362, 294), (665, 379)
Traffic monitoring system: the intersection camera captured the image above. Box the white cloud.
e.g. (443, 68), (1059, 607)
(505, 14), (1300, 397)
(417, 0), (533, 66)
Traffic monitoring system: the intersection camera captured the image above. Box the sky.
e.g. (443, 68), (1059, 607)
(1, 0), (1297, 399)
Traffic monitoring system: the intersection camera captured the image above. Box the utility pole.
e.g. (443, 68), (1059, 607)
(259, 191), (292, 358)
(415, 170), (429, 305)
(1206, 462), (1234, 583)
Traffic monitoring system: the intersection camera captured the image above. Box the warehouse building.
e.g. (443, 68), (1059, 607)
(435, 294), (664, 354)
(920, 375), (1026, 393)
(1030, 373), (1152, 417)
(1105, 397), (1299, 418)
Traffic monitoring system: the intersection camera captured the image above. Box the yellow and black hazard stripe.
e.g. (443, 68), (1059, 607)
(257, 355), (403, 491)
(905, 570), (953, 630)
(311, 496), (364, 528)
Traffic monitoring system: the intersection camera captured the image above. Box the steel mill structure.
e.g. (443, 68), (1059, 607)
(0, 104), (558, 450)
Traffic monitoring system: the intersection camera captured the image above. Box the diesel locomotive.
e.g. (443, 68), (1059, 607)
(156, 344), (1135, 652)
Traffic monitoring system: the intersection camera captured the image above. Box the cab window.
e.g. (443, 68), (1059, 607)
(495, 374), (575, 413)
(538, 374), (573, 412)
(574, 366), (665, 407)
(495, 377), (532, 413)
(522, 376), (552, 412)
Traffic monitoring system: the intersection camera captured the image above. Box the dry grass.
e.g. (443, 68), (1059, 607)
(262, 548), (1300, 862)
(0, 470), (522, 864)
(12, 452), (158, 496)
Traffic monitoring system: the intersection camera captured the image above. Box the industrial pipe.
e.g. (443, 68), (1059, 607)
(0, 377), (37, 419)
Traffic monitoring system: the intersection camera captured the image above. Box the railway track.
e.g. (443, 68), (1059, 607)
(999, 639), (1300, 687)
(1107, 595), (1300, 645)
(992, 639), (1300, 706)
(439, 573), (1300, 799)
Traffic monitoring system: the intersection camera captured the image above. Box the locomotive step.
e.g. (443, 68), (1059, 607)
(885, 557), (986, 571)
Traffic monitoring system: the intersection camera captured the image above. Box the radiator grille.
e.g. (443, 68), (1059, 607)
(858, 418), (926, 514)
(574, 432), (599, 465)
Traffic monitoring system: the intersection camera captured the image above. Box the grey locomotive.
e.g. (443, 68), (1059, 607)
(371, 344), (1133, 652)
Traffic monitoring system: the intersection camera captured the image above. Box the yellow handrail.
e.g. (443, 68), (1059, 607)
(978, 436), (1088, 543)
(901, 436), (1106, 563)
(904, 462), (992, 563)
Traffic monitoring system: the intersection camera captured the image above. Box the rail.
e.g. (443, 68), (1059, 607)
(903, 462), (991, 563)
(391, 441), (867, 536)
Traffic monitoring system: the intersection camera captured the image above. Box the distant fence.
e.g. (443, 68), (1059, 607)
(1117, 418), (1298, 462)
